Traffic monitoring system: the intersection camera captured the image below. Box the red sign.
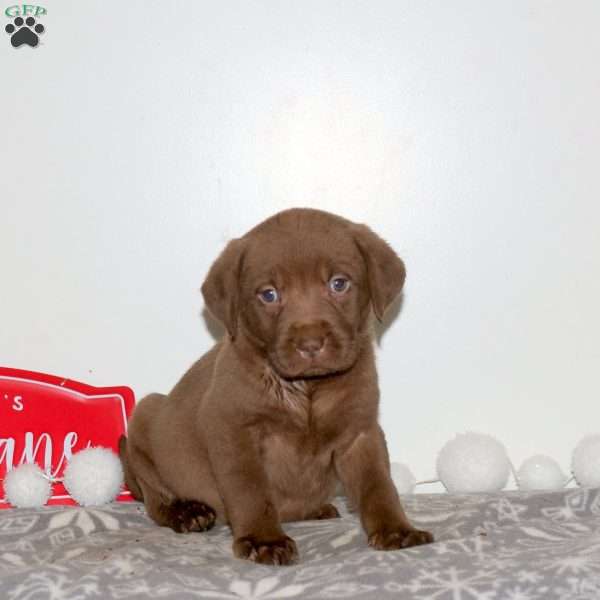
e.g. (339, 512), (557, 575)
(0, 367), (135, 507)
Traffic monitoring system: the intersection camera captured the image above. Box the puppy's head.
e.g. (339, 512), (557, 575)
(202, 209), (405, 379)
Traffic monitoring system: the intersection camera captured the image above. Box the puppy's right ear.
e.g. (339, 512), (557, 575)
(201, 239), (245, 340)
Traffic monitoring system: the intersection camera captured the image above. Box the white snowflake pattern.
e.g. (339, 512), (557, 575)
(101, 554), (152, 579)
(541, 552), (600, 576)
(590, 492), (600, 516)
(385, 566), (498, 599)
(320, 581), (378, 597)
(2, 490), (600, 599)
(553, 575), (600, 600)
(48, 507), (120, 535)
(516, 570), (544, 584)
(502, 585), (545, 600)
(486, 498), (528, 523)
(0, 514), (39, 535)
(541, 489), (589, 522)
(430, 535), (490, 556)
(109, 579), (188, 598)
(7, 571), (99, 600)
(228, 576), (307, 599)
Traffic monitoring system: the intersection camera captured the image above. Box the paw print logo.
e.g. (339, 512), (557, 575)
(5, 16), (45, 48)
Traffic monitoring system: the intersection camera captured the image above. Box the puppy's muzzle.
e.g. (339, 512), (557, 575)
(290, 321), (328, 360)
(295, 336), (325, 359)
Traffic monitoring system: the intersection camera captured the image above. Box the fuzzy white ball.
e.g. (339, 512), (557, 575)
(572, 434), (600, 488)
(391, 462), (416, 495)
(63, 447), (124, 506)
(4, 463), (52, 508)
(517, 455), (566, 490)
(437, 432), (511, 493)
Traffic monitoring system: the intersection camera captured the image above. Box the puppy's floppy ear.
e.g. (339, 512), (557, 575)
(352, 224), (406, 321)
(201, 238), (246, 339)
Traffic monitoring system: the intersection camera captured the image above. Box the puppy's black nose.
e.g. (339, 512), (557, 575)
(296, 337), (325, 359)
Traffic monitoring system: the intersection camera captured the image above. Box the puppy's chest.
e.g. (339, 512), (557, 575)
(259, 372), (335, 491)
(260, 428), (335, 513)
(260, 369), (333, 438)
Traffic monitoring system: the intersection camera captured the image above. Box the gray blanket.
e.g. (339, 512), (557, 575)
(1, 487), (599, 599)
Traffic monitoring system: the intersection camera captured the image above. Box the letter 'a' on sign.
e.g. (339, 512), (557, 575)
(0, 366), (135, 507)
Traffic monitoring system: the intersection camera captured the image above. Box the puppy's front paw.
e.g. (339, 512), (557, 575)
(233, 534), (298, 565)
(368, 528), (433, 550)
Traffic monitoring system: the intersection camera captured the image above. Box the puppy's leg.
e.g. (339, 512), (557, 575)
(335, 425), (433, 550)
(118, 435), (143, 501)
(141, 485), (216, 533)
(121, 392), (169, 502)
(129, 443), (216, 533)
(202, 417), (298, 565)
(124, 393), (217, 534)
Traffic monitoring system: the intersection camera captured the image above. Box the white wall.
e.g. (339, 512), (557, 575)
(2, 1), (599, 490)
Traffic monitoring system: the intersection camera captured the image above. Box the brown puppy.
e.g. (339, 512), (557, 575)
(120, 208), (433, 565)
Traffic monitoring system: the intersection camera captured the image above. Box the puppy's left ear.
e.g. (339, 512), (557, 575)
(201, 238), (246, 340)
(353, 224), (406, 321)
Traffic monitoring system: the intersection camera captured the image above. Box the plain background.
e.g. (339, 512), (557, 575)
(2, 1), (599, 490)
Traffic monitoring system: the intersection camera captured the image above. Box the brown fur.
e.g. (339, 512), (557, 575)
(120, 208), (433, 565)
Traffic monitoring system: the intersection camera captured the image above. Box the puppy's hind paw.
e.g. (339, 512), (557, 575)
(368, 528), (433, 550)
(165, 499), (216, 534)
(233, 534), (298, 566)
(308, 503), (341, 520)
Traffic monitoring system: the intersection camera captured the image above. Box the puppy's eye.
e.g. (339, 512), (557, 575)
(258, 287), (279, 304)
(329, 276), (351, 294)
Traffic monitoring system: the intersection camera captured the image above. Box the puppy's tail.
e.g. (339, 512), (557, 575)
(118, 435), (144, 501)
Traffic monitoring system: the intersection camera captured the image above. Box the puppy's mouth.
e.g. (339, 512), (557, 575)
(268, 339), (358, 381)
(270, 360), (349, 381)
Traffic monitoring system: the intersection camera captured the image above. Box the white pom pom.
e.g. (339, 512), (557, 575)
(437, 432), (511, 493)
(572, 434), (600, 488)
(391, 462), (416, 495)
(4, 463), (52, 508)
(64, 447), (124, 506)
(517, 455), (566, 490)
